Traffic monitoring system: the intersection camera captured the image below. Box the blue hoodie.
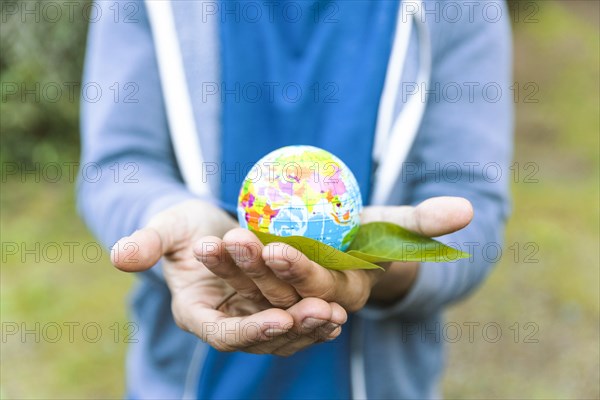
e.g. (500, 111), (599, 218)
(78, 1), (513, 398)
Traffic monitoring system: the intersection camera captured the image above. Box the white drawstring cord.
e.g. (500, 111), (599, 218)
(145, 0), (210, 198)
(370, 1), (431, 205)
(371, 3), (414, 168)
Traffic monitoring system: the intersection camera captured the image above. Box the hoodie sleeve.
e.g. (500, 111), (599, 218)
(77, 0), (199, 280)
(360, 0), (513, 320)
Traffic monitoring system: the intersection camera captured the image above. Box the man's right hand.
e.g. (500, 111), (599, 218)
(110, 200), (346, 356)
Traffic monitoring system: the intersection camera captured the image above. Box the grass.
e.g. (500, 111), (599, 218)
(443, 1), (599, 398)
(1, 1), (598, 398)
(1, 181), (133, 397)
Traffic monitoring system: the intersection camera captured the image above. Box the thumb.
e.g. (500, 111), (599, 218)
(411, 196), (473, 237)
(110, 199), (238, 272)
(363, 196), (473, 237)
(111, 227), (167, 272)
(110, 206), (184, 272)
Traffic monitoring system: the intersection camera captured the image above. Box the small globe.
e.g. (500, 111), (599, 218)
(237, 145), (363, 251)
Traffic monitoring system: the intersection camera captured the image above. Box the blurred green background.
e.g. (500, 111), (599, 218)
(1, 0), (598, 398)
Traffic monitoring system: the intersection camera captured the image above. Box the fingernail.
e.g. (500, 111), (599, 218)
(302, 317), (327, 330)
(224, 243), (240, 254)
(225, 243), (256, 265)
(321, 322), (340, 335)
(266, 258), (290, 270)
(264, 328), (288, 337)
(327, 326), (342, 341)
(198, 254), (220, 266)
(313, 323), (340, 342)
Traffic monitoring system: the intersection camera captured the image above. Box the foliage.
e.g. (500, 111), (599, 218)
(347, 222), (470, 263)
(0, 0), (91, 165)
(254, 222), (469, 271)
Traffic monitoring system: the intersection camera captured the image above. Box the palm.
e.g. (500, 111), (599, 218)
(149, 201), (265, 318)
(165, 254), (265, 318)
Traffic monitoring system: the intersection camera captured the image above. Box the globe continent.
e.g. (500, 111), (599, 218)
(237, 145), (362, 251)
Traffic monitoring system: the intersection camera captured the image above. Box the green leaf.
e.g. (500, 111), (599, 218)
(347, 222), (471, 263)
(251, 222), (470, 271)
(252, 230), (383, 271)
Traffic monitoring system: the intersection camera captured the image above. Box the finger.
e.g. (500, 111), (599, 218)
(328, 301), (348, 326)
(273, 323), (342, 357)
(223, 228), (301, 308)
(244, 298), (340, 355)
(273, 300), (347, 356)
(289, 301), (346, 344)
(263, 243), (336, 298)
(173, 296), (294, 352)
(314, 302), (347, 341)
(193, 236), (268, 305)
(362, 196), (473, 237)
(111, 227), (166, 272)
(111, 206), (192, 272)
(263, 244), (370, 311)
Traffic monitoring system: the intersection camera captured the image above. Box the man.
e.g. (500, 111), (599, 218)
(79, 0), (512, 398)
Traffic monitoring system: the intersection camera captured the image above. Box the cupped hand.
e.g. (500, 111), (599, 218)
(198, 196), (474, 312)
(111, 199), (346, 355)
